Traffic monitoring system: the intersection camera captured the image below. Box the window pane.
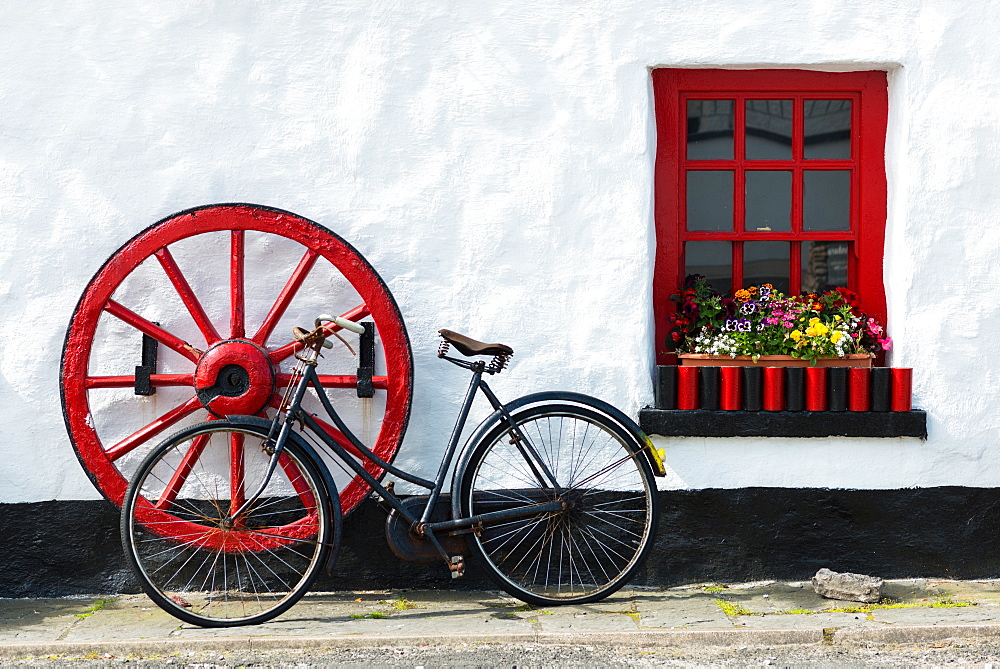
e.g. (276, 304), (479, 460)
(687, 99), (734, 160)
(802, 241), (850, 293)
(745, 99), (792, 160)
(804, 99), (851, 159)
(803, 170), (851, 231)
(686, 171), (733, 231)
(685, 241), (731, 294)
(745, 171), (792, 232)
(743, 241), (789, 294)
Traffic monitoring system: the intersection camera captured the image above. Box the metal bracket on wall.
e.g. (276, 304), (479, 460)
(134, 327), (159, 396)
(357, 321), (375, 398)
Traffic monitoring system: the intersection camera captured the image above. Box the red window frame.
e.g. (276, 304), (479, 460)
(652, 69), (889, 365)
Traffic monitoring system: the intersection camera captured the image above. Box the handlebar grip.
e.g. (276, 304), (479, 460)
(316, 314), (366, 335)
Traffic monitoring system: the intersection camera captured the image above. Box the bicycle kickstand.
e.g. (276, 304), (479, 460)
(418, 525), (465, 578)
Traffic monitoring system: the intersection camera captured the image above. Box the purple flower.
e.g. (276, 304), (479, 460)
(741, 301), (757, 315)
(724, 319), (738, 332)
(737, 319), (752, 332)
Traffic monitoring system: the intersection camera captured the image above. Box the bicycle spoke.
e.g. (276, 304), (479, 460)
(124, 424), (335, 625)
(155, 432), (212, 511)
(464, 406), (658, 604)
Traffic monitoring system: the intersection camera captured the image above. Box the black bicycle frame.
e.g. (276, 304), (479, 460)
(241, 354), (563, 544)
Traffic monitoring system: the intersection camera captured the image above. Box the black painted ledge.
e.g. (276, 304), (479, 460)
(639, 408), (927, 438)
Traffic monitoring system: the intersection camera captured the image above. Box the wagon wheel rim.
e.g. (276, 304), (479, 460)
(60, 203), (413, 516)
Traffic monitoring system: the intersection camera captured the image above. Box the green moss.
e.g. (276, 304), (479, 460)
(349, 611), (388, 619)
(715, 598), (759, 616)
(701, 583), (728, 593)
(381, 598), (419, 611)
(825, 597), (974, 613)
(74, 597), (116, 619)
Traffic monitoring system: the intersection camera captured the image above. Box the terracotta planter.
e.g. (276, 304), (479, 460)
(677, 353), (872, 368)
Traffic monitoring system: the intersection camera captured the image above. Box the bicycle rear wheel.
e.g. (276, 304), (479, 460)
(121, 421), (338, 627)
(458, 404), (659, 606)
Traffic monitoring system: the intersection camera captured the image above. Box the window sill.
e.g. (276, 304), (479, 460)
(639, 408), (927, 439)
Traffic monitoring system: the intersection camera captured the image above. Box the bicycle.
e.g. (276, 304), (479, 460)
(121, 315), (665, 627)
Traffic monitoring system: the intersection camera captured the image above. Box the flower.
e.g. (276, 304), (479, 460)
(666, 275), (891, 362)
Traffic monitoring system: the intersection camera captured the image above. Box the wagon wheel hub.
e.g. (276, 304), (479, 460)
(194, 339), (276, 417)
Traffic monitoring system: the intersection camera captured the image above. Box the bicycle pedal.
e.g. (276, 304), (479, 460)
(449, 555), (465, 579)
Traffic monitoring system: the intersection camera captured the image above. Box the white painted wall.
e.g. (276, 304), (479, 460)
(1, 0), (997, 502)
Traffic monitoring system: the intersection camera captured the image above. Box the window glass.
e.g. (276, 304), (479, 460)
(686, 171), (733, 231)
(745, 171), (792, 232)
(685, 241), (731, 294)
(804, 99), (851, 159)
(686, 100), (734, 160)
(743, 241), (790, 294)
(803, 170), (851, 231)
(802, 241), (850, 293)
(745, 99), (792, 160)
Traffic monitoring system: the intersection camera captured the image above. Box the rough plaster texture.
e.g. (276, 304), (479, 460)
(1, 1), (997, 502)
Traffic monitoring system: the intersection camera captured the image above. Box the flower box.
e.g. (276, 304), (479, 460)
(677, 353), (872, 368)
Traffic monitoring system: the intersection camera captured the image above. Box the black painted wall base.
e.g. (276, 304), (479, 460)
(5, 489), (999, 597)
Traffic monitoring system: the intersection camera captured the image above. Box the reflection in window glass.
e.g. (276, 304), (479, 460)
(804, 170), (851, 231)
(804, 99), (851, 159)
(743, 241), (789, 294)
(686, 171), (733, 231)
(745, 171), (792, 232)
(687, 100), (734, 160)
(802, 241), (849, 293)
(745, 99), (792, 160)
(685, 241), (731, 294)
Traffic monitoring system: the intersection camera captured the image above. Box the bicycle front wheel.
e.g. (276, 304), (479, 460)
(458, 404), (660, 606)
(121, 421), (339, 627)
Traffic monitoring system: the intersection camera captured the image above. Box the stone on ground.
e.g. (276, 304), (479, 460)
(812, 568), (883, 603)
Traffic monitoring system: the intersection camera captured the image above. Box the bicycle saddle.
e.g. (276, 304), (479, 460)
(438, 329), (513, 357)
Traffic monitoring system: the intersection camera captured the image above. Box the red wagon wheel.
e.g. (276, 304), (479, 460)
(61, 204), (413, 516)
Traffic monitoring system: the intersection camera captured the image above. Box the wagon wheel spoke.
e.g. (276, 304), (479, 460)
(268, 304), (370, 364)
(230, 431), (246, 517)
(253, 249), (320, 347)
(154, 247), (222, 346)
(105, 396), (203, 461)
(274, 373), (389, 391)
(104, 300), (203, 363)
(85, 374), (194, 389)
(230, 229), (245, 339)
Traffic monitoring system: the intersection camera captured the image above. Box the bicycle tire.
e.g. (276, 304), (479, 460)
(457, 403), (660, 605)
(121, 420), (339, 627)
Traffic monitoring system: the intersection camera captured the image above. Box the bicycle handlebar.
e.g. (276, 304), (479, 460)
(315, 314), (366, 335)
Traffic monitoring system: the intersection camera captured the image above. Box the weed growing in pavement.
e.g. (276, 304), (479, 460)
(715, 599), (760, 616)
(75, 598), (116, 619)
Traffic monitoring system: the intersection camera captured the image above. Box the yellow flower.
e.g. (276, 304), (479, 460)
(789, 330), (802, 342)
(831, 331), (844, 344)
(805, 322), (829, 337)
